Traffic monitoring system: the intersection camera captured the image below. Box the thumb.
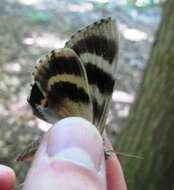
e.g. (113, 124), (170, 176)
(23, 117), (106, 190)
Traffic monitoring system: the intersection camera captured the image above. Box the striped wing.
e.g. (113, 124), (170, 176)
(16, 18), (118, 162)
(65, 17), (118, 133)
(28, 48), (93, 123)
(17, 48), (93, 161)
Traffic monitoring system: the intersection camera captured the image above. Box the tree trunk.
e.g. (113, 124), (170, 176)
(116, 0), (174, 189)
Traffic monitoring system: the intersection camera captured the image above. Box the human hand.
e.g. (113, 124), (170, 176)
(0, 117), (127, 190)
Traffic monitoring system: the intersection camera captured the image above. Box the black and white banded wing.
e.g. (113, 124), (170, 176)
(16, 18), (118, 162)
(28, 48), (93, 123)
(65, 18), (118, 133)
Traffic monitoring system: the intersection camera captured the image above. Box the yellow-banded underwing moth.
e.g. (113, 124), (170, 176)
(16, 17), (118, 161)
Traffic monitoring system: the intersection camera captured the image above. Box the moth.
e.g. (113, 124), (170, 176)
(16, 17), (118, 161)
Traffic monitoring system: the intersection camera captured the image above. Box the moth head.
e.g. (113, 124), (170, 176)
(27, 83), (47, 120)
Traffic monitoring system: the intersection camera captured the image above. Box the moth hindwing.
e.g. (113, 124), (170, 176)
(65, 17), (118, 133)
(16, 17), (118, 161)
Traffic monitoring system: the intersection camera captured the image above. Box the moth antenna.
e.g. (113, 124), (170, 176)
(116, 151), (144, 159)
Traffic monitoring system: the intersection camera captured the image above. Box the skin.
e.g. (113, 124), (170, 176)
(0, 117), (127, 190)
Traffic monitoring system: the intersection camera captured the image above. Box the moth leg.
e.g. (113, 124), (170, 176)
(15, 137), (41, 162)
(104, 147), (114, 160)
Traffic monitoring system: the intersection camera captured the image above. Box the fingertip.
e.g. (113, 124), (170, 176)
(0, 165), (16, 190)
(47, 117), (103, 171)
(24, 117), (107, 190)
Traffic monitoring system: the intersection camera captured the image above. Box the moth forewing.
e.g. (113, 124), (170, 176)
(28, 48), (93, 123)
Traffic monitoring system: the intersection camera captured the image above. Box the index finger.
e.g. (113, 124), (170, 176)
(103, 133), (127, 190)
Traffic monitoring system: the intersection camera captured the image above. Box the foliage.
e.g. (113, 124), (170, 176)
(128, 0), (165, 7)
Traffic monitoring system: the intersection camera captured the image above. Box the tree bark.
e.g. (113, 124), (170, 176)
(116, 0), (174, 189)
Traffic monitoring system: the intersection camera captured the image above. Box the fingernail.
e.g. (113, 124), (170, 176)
(47, 117), (103, 171)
